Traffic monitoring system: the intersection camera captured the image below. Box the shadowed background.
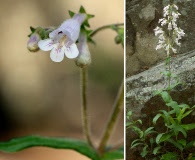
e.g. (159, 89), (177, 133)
(0, 0), (124, 159)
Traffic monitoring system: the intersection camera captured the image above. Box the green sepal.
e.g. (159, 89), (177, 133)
(79, 5), (86, 14)
(68, 10), (75, 17)
(28, 26), (51, 39)
(79, 6), (94, 28)
(111, 25), (124, 47)
(30, 26), (36, 33)
(69, 6), (94, 28)
(81, 26), (96, 45)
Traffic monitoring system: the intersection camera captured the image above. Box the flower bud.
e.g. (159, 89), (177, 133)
(115, 35), (122, 44)
(27, 33), (41, 52)
(75, 32), (91, 68)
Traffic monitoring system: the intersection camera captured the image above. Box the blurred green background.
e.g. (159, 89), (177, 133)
(0, 0), (124, 159)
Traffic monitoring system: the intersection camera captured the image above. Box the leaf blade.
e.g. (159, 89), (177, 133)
(0, 135), (100, 160)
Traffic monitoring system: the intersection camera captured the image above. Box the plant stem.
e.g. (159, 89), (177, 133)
(90, 23), (124, 37)
(80, 67), (93, 147)
(98, 81), (124, 154)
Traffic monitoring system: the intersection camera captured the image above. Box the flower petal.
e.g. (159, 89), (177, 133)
(64, 43), (79, 59)
(59, 19), (80, 42)
(49, 29), (64, 40)
(50, 47), (64, 62)
(75, 32), (91, 67)
(38, 39), (56, 51)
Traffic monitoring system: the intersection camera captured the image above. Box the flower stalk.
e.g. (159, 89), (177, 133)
(98, 81), (124, 154)
(89, 23), (124, 37)
(80, 67), (93, 147)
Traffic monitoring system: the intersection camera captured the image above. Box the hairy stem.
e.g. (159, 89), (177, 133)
(81, 67), (93, 147)
(90, 23), (124, 37)
(98, 81), (124, 154)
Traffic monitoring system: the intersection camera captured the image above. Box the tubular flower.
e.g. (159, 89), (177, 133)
(27, 33), (41, 52)
(75, 32), (91, 67)
(38, 13), (86, 62)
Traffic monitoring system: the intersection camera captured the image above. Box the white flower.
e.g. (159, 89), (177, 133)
(27, 33), (41, 52)
(154, 26), (164, 36)
(168, 22), (172, 30)
(75, 32), (91, 67)
(172, 47), (177, 53)
(38, 13), (86, 62)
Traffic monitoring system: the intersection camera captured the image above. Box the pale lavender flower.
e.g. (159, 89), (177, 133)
(27, 33), (41, 52)
(38, 13), (86, 62)
(75, 32), (91, 67)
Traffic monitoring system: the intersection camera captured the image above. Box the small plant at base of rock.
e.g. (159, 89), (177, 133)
(127, 95), (195, 159)
(126, 111), (157, 158)
(153, 91), (195, 159)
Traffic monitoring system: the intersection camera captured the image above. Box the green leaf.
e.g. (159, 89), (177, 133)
(169, 124), (187, 138)
(126, 122), (132, 127)
(182, 123), (195, 131)
(153, 113), (162, 125)
(166, 101), (179, 116)
(165, 56), (171, 65)
(179, 104), (190, 109)
(150, 138), (154, 144)
(144, 127), (155, 136)
(132, 126), (143, 138)
(161, 152), (178, 160)
(160, 91), (172, 103)
(153, 146), (161, 155)
(185, 140), (195, 149)
(156, 133), (163, 144)
(131, 139), (143, 148)
(136, 119), (142, 124)
(127, 111), (132, 118)
(167, 138), (183, 151)
(177, 139), (186, 147)
(156, 132), (174, 144)
(141, 145), (148, 157)
(131, 142), (143, 149)
(181, 110), (193, 119)
(101, 149), (123, 160)
(159, 110), (170, 125)
(0, 135), (100, 160)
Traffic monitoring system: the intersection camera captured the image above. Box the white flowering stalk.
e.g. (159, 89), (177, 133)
(38, 13), (86, 62)
(154, 4), (185, 56)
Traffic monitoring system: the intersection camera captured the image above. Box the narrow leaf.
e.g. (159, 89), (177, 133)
(101, 150), (123, 160)
(153, 113), (162, 125)
(153, 146), (161, 155)
(160, 91), (172, 103)
(144, 127), (155, 136)
(141, 145), (148, 157)
(177, 139), (186, 147)
(0, 135), (100, 160)
(167, 139), (183, 151)
(161, 152), (178, 160)
(182, 123), (195, 131)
